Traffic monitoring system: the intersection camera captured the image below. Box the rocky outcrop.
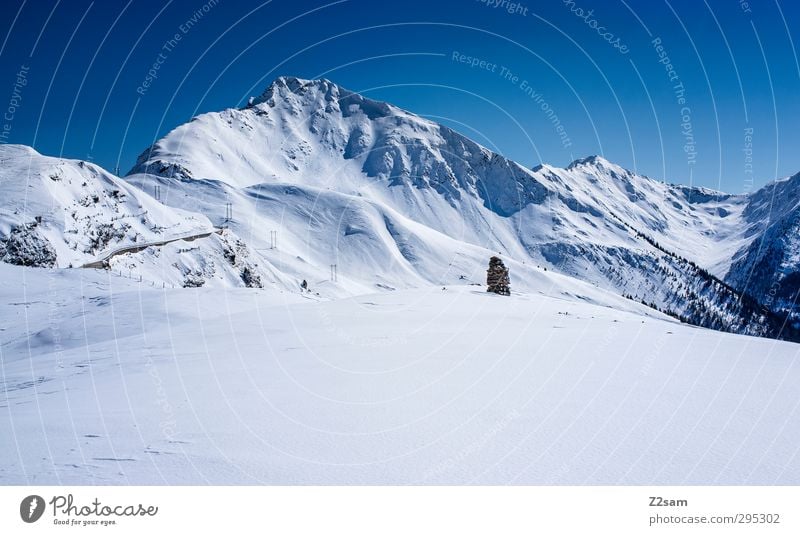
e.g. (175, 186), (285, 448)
(0, 224), (57, 268)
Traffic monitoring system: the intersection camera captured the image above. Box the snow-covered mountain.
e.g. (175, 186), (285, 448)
(3, 77), (800, 485)
(2, 76), (797, 339)
(0, 142), (658, 315)
(125, 76), (798, 340)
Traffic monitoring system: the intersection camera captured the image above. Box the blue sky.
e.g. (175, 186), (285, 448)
(0, 0), (798, 192)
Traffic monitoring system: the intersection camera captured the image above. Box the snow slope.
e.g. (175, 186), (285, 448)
(1, 264), (798, 485)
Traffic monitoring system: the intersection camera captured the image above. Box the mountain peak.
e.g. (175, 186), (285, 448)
(272, 75), (335, 91)
(247, 76), (398, 124)
(566, 155), (616, 170)
(565, 155), (638, 184)
(250, 76), (341, 107)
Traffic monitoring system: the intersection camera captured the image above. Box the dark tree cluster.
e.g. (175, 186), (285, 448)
(605, 211), (800, 342)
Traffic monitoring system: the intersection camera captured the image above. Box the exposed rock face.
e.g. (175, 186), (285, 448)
(486, 256), (510, 296)
(0, 225), (57, 267)
(220, 231), (264, 288)
(182, 269), (207, 288)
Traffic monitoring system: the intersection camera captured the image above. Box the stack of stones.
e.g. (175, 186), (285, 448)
(486, 256), (510, 296)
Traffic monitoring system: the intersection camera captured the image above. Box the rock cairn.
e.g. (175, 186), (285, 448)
(486, 256), (510, 296)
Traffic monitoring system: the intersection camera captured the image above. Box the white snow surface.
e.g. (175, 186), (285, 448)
(1, 265), (798, 484)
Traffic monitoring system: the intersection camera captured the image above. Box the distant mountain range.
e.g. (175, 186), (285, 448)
(2, 76), (798, 340)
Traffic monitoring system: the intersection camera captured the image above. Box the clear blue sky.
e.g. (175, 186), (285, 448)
(1, 0), (798, 193)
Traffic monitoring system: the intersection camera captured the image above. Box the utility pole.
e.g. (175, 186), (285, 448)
(154, 184), (161, 202)
(223, 202), (233, 227)
(330, 264), (337, 282)
(269, 230), (277, 249)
